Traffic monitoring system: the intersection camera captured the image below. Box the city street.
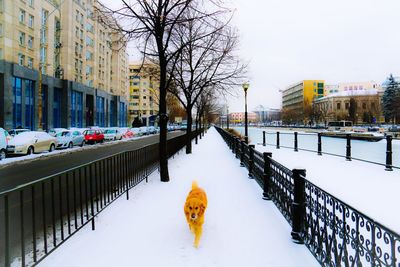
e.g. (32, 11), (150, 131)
(0, 131), (184, 193)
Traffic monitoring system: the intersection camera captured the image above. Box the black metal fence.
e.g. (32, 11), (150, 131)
(259, 130), (399, 170)
(0, 130), (202, 267)
(216, 127), (400, 267)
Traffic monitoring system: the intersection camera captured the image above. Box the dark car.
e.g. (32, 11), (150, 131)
(83, 129), (104, 144)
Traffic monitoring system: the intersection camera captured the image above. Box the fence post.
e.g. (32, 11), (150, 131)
(346, 134), (351, 161)
(317, 133), (322, 156)
(240, 140), (245, 167)
(263, 152), (272, 200)
(294, 132), (298, 152)
(385, 135), (393, 171)
(291, 169), (306, 244)
(263, 131), (266, 146)
(276, 131), (280, 149)
(248, 145), (255, 178)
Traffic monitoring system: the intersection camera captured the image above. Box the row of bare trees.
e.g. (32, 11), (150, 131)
(99, 0), (246, 182)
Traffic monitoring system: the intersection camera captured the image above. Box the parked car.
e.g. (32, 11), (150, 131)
(56, 130), (85, 149)
(120, 127), (134, 138)
(48, 128), (68, 137)
(83, 129), (104, 144)
(8, 128), (30, 137)
(0, 128), (8, 160)
(131, 127), (142, 137)
(139, 126), (149, 135)
(147, 126), (157, 135)
(103, 128), (123, 141)
(7, 131), (57, 155)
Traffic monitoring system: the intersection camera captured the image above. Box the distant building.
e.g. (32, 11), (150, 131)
(253, 107), (281, 123)
(313, 89), (384, 124)
(281, 80), (325, 123)
(229, 112), (258, 124)
(326, 81), (381, 95)
(128, 61), (159, 126)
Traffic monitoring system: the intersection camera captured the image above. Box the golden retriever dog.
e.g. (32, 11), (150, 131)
(184, 181), (208, 248)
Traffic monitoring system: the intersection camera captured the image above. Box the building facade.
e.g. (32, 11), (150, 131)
(0, 0), (128, 130)
(128, 62), (159, 126)
(281, 80), (325, 123)
(325, 81), (381, 95)
(313, 89), (384, 124)
(229, 112), (258, 124)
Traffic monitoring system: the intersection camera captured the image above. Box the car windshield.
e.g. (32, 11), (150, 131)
(56, 132), (70, 137)
(104, 129), (116, 134)
(85, 130), (96, 135)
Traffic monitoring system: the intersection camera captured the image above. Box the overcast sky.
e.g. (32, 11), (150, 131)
(101, 0), (400, 112)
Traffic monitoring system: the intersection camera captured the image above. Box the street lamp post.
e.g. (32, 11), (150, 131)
(242, 82), (249, 144)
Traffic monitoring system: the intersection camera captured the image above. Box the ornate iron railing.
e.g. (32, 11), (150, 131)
(0, 130), (202, 267)
(215, 126), (400, 267)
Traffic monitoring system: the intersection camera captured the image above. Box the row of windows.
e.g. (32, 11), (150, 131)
(19, 31), (34, 49)
(335, 102), (377, 110)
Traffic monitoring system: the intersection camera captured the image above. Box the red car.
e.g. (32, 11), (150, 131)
(83, 129), (104, 144)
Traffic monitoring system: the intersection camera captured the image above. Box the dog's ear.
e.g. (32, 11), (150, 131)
(199, 203), (205, 215)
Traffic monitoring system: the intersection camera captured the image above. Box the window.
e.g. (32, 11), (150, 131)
(362, 103), (367, 109)
(41, 9), (48, 25)
(28, 0), (34, 7)
(19, 9), (26, 24)
(19, 31), (26, 46)
(86, 36), (94, 46)
(86, 23), (94, 33)
(28, 15), (34, 28)
(40, 47), (46, 63)
(336, 102), (341, 110)
(86, 51), (93, 60)
(25, 80), (35, 130)
(27, 36), (33, 49)
(18, 53), (25, 65)
(13, 78), (23, 129)
(345, 103), (349, 110)
(85, 65), (92, 75)
(0, 23), (3, 36)
(27, 57), (33, 68)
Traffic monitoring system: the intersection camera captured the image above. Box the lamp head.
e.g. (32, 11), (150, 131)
(242, 82), (250, 93)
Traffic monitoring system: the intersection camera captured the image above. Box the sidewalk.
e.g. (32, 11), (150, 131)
(39, 128), (318, 267)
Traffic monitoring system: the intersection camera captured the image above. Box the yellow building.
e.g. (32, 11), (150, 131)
(0, 0), (129, 130)
(128, 62), (159, 126)
(281, 80), (325, 123)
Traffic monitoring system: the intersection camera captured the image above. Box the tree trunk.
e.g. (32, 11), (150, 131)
(185, 106), (193, 154)
(158, 57), (169, 182)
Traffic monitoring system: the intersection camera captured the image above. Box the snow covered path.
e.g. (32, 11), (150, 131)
(38, 127), (318, 267)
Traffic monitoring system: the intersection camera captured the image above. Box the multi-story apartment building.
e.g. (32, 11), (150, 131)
(281, 80), (325, 123)
(0, 0), (128, 130)
(128, 61), (159, 126)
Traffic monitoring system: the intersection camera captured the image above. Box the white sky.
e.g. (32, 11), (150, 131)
(101, 0), (400, 112)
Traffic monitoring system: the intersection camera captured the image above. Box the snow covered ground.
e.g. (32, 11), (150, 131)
(37, 127), (318, 267)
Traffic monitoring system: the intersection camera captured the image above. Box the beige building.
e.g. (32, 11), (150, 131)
(326, 81), (381, 95)
(0, 0), (129, 130)
(314, 89), (384, 124)
(128, 62), (160, 126)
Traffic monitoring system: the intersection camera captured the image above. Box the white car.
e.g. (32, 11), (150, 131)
(0, 128), (9, 160)
(131, 127), (142, 137)
(7, 131), (57, 155)
(147, 126), (157, 134)
(48, 128), (68, 137)
(8, 128), (30, 137)
(56, 130), (85, 149)
(103, 128), (123, 141)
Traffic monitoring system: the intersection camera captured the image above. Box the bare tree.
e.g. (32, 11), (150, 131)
(98, 0), (230, 181)
(168, 11), (246, 153)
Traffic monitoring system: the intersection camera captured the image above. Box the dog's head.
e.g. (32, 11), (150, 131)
(185, 198), (206, 221)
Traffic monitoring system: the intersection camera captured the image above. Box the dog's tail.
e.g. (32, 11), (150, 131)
(192, 180), (199, 189)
